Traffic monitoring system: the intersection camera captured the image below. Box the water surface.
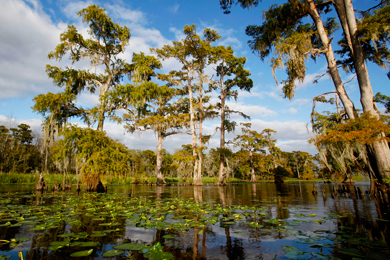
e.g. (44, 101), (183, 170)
(0, 182), (389, 259)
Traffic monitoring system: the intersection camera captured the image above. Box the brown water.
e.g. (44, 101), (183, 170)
(0, 182), (389, 259)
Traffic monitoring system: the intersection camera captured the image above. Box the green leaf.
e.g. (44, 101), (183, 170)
(71, 241), (100, 247)
(162, 234), (177, 239)
(311, 252), (330, 259)
(15, 237), (30, 243)
(282, 245), (299, 252)
(102, 250), (124, 257)
(285, 250), (312, 259)
(70, 249), (93, 257)
(58, 233), (75, 238)
(90, 231), (106, 237)
(113, 243), (147, 250)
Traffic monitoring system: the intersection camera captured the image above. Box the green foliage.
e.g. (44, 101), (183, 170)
(40, 4), (135, 132)
(375, 92), (390, 113)
(273, 166), (293, 177)
(0, 124), (42, 173)
(243, 0), (339, 99)
(337, 4), (390, 72)
(234, 123), (276, 154)
(220, 0), (260, 14)
(152, 25), (222, 184)
(51, 125), (132, 180)
(172, 145), (196, 179)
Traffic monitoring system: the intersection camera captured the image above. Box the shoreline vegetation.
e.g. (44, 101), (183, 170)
(0, 172), (369, 186)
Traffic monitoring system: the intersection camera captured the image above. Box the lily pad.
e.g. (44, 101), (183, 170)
(282, 245), (300, 252)
(162, 234), (177, 239)
(102, 250), (124, 257)
(114, 243), (147, 250)
(70, 249), (93, 257)
(285, 250), (312, 259)
(311, 252), (331, 259)
(90, 231), (107, 237)
(15, 237), (30, 243)
(295, 238), (316, 244)
(58, 233), (75, 238)
(71, 241), (100, 247)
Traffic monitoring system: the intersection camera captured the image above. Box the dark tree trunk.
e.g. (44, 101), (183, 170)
(34, 174), (48, 192)
(85, 176), (106, 193)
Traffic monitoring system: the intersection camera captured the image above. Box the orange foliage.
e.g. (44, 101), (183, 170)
(313, 113), (390, 145)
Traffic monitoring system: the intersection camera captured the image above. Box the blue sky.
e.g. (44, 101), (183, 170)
(0, 0), (389, 155)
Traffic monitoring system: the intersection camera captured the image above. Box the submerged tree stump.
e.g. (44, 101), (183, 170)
(85, 177), (106, 193)
(34, 174), (48, 192)
(52, 182), (61, 192)
(64, 180), (72, 190)
(342, 174), (355, 183)
(274, 176), (284, 183)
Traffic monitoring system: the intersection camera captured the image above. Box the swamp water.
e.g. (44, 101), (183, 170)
(0, 182), (389, 260)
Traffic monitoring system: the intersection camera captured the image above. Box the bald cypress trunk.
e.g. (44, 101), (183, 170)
(188, 74), (200, 184)
(342, 0), (390, 181)
(249, 149), (257, 182)
(194, 86), (203, 186)
(217, 78), (227, 186)
(156, 131), (166, 185)
(307, 0), (356, 120)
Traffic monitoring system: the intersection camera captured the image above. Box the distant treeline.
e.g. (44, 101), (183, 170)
(0, 123), (339, 182)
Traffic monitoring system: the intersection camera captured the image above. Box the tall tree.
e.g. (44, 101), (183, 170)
(152, 25), (221, 185)
(44, 4), (132, 132)
(233, 123), (276, 182)
(210, 46), (253, 185)
(121, 54), (189, 185)
(219, 0), (390, 182)
(332, 0), (390, 181)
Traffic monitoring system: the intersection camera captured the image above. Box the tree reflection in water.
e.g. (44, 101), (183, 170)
(0, 182), (389, 259)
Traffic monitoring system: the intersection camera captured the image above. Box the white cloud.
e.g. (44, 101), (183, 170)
(77, 92), (99, 107)
(0, 115), (42, 133)
(60, 0), (93, 20)
(289, 98), (311, 106)
(249, 119), (311, 141)
(0, 0), (67, 99)
(169, 27), (185, 41)
(220, 36), (242, 50)
(277, 139), (317, 154)
(0, 0), (174, 101)
(168, 4), (180, 14)
(103, 121), (192, 153)
(295, 72), (323, 90)
(238, 85), (263, 99)
(203, 118), (316, 154)
(286, 107), (297, 114)
(106, 4), (147, 24)
(225, 101), (277, 119)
